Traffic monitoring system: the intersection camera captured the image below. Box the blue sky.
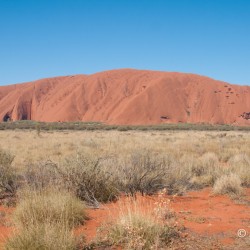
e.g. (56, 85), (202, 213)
(0, 0), (250, 86)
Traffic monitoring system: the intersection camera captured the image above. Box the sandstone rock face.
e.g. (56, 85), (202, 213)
(0, 69), (249, 125)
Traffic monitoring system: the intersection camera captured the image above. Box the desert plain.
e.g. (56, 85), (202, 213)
(0, 129), (249, 249)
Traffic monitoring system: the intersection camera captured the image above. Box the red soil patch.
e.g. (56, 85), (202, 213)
(0, 189), (249, 248)
(77, 188), (250, 247)
(75, 204), (116, 242)
(75, 195), (160, 242)
(171, 188), (250, 244)
(0, 206), (14, 249)
(0, 69), (250, 126)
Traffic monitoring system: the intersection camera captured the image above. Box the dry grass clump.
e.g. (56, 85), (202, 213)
(164, 160), (192, 195)
(5, 188), (86, 249)
(190, 152), (223, 188)
(98, 200), (179, 250)
(191, 152), (218, 176)
(0, 149), (15, 166)
(228, 153), (250, 167)
(4, 223), (78, 250)
(13, 188), (87, 228)
(228, 154), (250, 187)
(213, 173), (243, 197)
(104, 214), (177, 250)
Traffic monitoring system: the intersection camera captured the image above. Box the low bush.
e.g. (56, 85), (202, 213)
(116, 151), (168, 196)
(59, 154), (119, 207)
(23, 160), (62, 190)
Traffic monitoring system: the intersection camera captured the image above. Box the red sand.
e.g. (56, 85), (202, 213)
(171, 188), (250, 242)
(76, 188), (250, 247)
(0, 206), (14, 249)
(0, 69), (249, 125)
(0, 189), (249, 249)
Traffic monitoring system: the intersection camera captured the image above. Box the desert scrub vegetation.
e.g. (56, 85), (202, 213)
(0, 130), (249, 248)
(0, 130), (249, 200)
(96, 198), (179, 250)
(23, 160), (62, 190)
(0, 131), (250, 197)
(21, 155), (119, 207)
(113, 151), (169, 196)
(1, 129), (249, 202)
(59, 154), (119, 206)
(1, 120), (250, 131)
(213, 173), (243, 197)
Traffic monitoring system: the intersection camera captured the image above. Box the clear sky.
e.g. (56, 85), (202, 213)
(0, 0), (250, 86)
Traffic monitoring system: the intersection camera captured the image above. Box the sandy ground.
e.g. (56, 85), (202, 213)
(0, 130), (249, 249)
(77, 188), (250, 248)
(0, 188), (249, 249)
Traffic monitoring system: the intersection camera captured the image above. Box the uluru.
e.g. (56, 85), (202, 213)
(0, 69), (249, 126)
